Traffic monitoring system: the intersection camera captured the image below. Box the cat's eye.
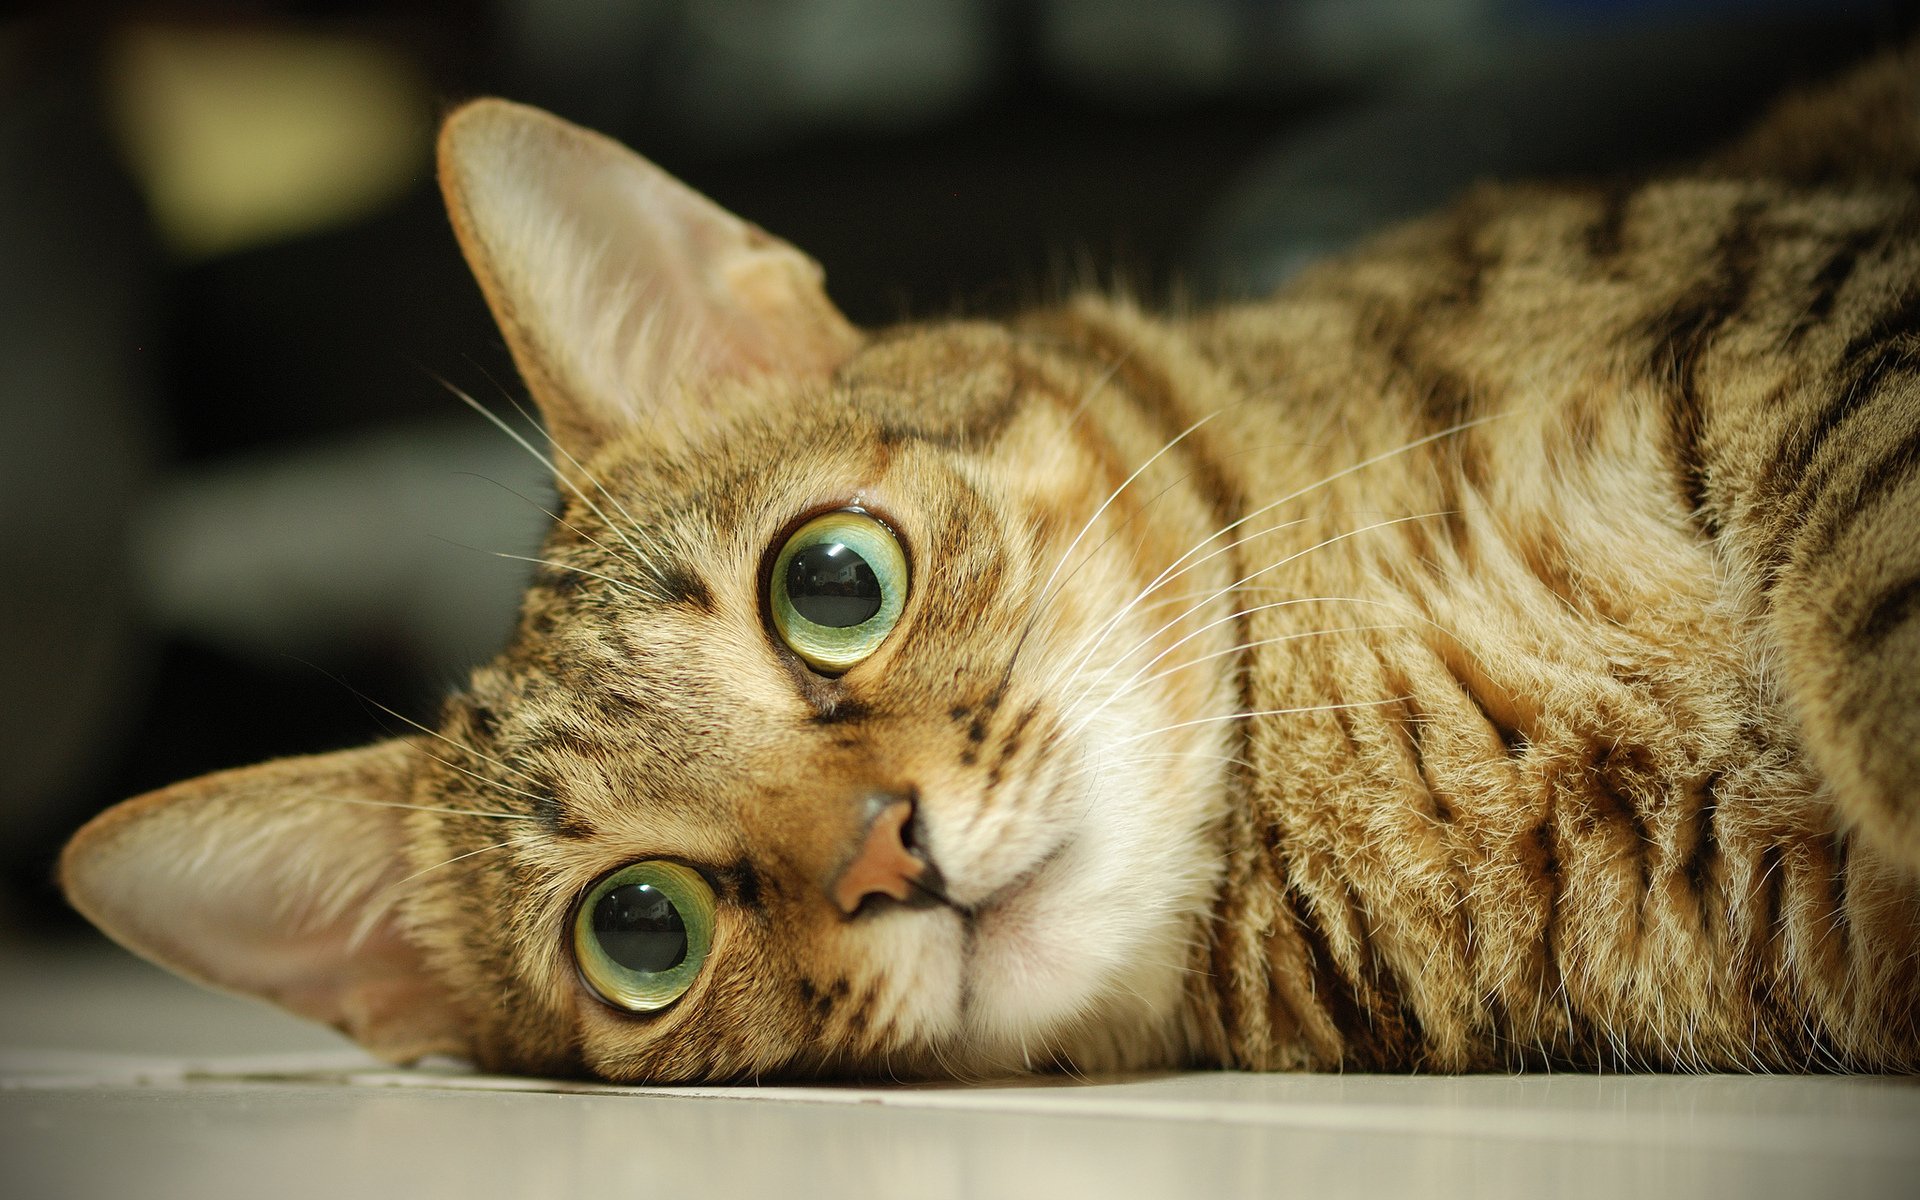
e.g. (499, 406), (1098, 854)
(769, 509), (909, 672)
(573, 861), (716, 1013)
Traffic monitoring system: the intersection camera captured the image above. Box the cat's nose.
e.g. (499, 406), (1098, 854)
(828, 790), (949, 916)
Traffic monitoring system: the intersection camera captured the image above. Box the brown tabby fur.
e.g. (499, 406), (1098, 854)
(62, 46), (1920, 1079)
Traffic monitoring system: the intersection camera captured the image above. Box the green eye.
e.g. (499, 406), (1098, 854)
(769, 509), (909, 673)
(573, 861), (715, 1013)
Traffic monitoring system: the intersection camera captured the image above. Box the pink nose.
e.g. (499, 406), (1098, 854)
(828, 793), (947, 916)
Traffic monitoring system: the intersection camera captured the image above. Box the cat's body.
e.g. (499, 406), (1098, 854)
(62, 48), (1920, 1079)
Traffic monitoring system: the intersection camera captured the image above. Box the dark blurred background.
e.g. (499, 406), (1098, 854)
(2, 0), (1913, 935)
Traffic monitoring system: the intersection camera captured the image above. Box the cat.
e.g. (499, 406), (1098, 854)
(60, 45), (1920, 1082)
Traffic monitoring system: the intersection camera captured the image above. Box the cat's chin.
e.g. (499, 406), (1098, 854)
(952, 830), (1201, 1071)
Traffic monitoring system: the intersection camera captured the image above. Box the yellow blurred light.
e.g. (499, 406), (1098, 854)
(108, 23), (431, 258)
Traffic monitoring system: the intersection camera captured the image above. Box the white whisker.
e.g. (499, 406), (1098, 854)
(301, 660), (549, 793)
(1068, 599), (1404, 738)
(455, 470), (640, 571)
(1049, 412), (1502, 683)
(1038, 409), (1223, 604)
(1134, 624), (1403, 689)
(1113, 695), (1409, 746)
(1049, 513), (1314, 689)
(408, 744), (554, 808)
(1157, 412), (1508, 584)
(1070, 513), (1449, 706)
(482, 373), (674, 564)
(486, 550), (647, 596)
(392, 833), (543, 889)
(434, 373), (666, 581)
(320, 795), (535, 822)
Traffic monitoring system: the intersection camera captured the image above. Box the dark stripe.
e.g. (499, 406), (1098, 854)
(655, 564), (714, 611)
(1766, 384), (1886, 550)
(795, 978), (834, 1023)
(460, 695), (498, 741)
(464, 702), (495, 741)
(1455, 427), (1489, 491)
(1779, 288), (1920, 492)
(1785, 226), (1878, 348)
(1825, 834), (1850, 960)
(1809, 421), (1920, 565)
(1532, 820), (1561, 890)
(1396, 697), (1454, 823)
(1365, 298), (1480, 433)
(985, 702), (1036, 790)
(1641, 201), (1763, 532)
(875, 357), (1024, 450)
(1840, 331), (1920, 417)
(1756, 843), (1785, 937)
(1856, 570), (1920, 646)
(1683, 774), (1720, 934)
(1440, 201), (1494, 309)
(810, 697), (871, 726)
(1351, 917), (1428, 1067)
(1591, 746), (1653, 904)
(531, 785), (594, 840)
(729, 861), (763, 910)
(538, 563), (587, 595)
(1585, 182), (1632, 262)
(1415, 358), (1477, 432)
(1397, 697), (1428, 780)
(1037, 309), (1249, 524)
(1657, 325), (1713, 521)
(1839, 281), (1920, 368)
(1280, 882), (1378, 1068)
(1766, 338), (1920, 581)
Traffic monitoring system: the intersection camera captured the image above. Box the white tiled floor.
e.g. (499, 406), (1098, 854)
(4, 940), (1916, 1199)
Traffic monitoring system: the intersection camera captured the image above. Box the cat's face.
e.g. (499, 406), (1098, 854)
(60, 101), (1239, 1081)
(412, 327), (1239, 1079)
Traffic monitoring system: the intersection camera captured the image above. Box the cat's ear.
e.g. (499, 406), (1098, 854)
(59, 739), (470, 1064)
(437, 98), (863, 459)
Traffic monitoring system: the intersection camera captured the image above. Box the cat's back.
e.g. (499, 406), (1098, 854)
(1047, 48), (1920, 1071)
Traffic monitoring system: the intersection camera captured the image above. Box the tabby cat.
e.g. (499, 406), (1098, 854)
(61, 46), (1920, 1080)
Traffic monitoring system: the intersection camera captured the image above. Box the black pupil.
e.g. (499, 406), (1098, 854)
(786, 541), (882, 628)
(591, 883), (687, 974)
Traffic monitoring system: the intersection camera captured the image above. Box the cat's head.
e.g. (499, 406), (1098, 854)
(60, 101), (1240, 1081)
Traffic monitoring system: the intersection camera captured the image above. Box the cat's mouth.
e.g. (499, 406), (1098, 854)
(961, 839), (1069, 919)
(947, 835), (1090, 1041)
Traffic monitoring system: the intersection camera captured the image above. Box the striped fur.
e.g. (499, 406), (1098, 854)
(61, 47), (1920, 1078)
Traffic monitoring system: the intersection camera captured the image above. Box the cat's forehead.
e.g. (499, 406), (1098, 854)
(560, 324), (1034, 536)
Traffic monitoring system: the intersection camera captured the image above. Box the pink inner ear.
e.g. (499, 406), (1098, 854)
(59, 739), (473, 1064)
(437, 98), (862, 461)
(271, 920), (473, 1063)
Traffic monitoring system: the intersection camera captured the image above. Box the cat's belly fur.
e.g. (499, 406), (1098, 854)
(1201, 364), (1917, 1071)
(1210, 436), (1897, 1072)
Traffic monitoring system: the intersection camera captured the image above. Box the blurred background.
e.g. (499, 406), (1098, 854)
(1, 0), (1913, 936)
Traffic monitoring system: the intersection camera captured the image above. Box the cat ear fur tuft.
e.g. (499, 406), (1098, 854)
(437, 98), (863, 461)
(59, 739), (472, 1065)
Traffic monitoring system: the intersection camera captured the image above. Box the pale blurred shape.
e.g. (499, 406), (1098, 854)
(107, 25), (430, 259)
(682, 0), (991, 136)
(132, 424), (553, 681)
